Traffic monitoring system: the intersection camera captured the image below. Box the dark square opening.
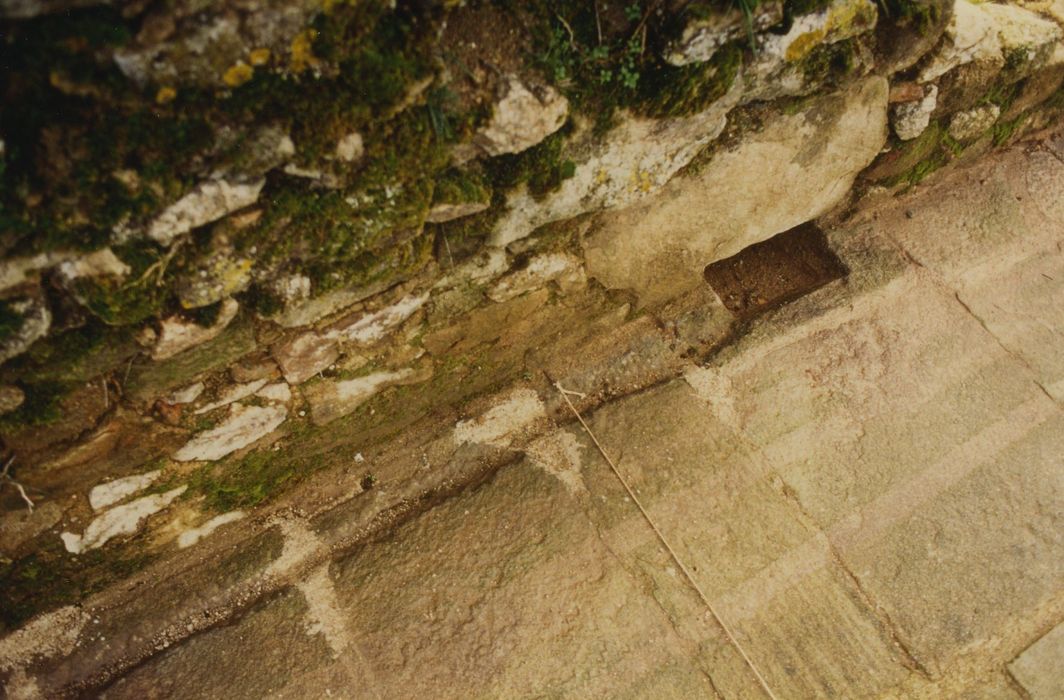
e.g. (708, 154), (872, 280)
(703, 222), (847, 320)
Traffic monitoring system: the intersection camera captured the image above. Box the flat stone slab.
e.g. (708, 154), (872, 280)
(1009, 622), (1064, 699)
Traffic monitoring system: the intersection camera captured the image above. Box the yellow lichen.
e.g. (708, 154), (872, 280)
(155, 86), (177, 104)
(223, 62), (254, 88)
(786, 29), (828, 62)
(248, 48), (272, 66)
(290, 29), (320, 73)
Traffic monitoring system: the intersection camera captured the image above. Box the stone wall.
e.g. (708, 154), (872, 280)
(1, 0), (1064, 638)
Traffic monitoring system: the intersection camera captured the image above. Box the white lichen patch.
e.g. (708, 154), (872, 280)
(305, 368), (416, 425)
(454, 388), (546, 448)
(298, 565), (352, 657)
(173, 403), (287, 462)
(256, 381), (292, 403)
(193, 378), (269, 414)
(89, 470), (163, 511)
(527, 431), (586, 495)
(62, 486), (187, 554)
(177, 511), (246, 548)
(334, 292), (428, 346)
(56, 248), (130, 283)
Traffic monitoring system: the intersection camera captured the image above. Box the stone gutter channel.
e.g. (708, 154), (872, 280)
(4, 128), (1055, 697)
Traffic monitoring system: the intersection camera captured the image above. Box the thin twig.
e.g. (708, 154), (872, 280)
(553, 382), (779, 700)
(555, 12), (576, 47)
(594, 0), (603, 44)
(1, 456), (35, 513)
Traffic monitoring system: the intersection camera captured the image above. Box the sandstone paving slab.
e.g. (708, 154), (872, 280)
(1009, 621), (1064, 699)
(574, 380), (915, 699)
(883, 148), (1064, 399)
(685, 257), (1064, 675)
(99, 589), (338, 699)
(328, 459), (737, 699)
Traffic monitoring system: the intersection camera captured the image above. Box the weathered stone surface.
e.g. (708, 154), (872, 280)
(580, 381), (912, 698)
(112, 0), (320, 89)
(490, 77), (742, 247)
(892, 84), (938, 140)
(920, 0), (1061, 98)
(474, 76), (569, 157)
(884, 148), (1064, 399)
(741, 0), (878, 103)
(151, 298), (239, 360)
(0, 384), (25, 414)
(0, 295), (50, 365)
(193, 378), (269, 414)
(948, 103), (1001, 141)
(1009, 622), (1064, 699)
(664, 0), (784, 66)
(55, 248), (130, 284)
(139, 178), (265, 247)
(174, 246), (254, 309)
(487, 252), (585, 302)
(176, 511), (246, 549)
(585, 76), (888, 304)
(302, 367), (423, 425)
(99, 590), (335, 699)
(272, 292), (427, 384)
(424, 200), (490, 223)
(172, 403), (286, 462)
(334, 131), (364, 162)
(272, 331), (339, 385)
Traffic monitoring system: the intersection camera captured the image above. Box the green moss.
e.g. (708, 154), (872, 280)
(887, 122), (959, 187)
(786, 0), (834, 17)
(800, 38), (859, 84)
(485, 125), (576, 200)
(74, 242), (173, 325)
(189, 430), (309, 511)
(432, 168), (491, 206)
(639, 43), (742, 118)
(1, 322), (136, 386)
(0, 300), (22, 344)
(991, 112), (1028, 146)
(0, 380), (68, 430)
(0, 532), (154, 633)
(877, 0), (942, 35)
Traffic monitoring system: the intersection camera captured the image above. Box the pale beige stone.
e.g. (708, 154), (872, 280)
(474, 76), (568, 157)
(585, 76), (888, 304)
(152, 298), (238, 361)
(1010, 622), (1064, 699)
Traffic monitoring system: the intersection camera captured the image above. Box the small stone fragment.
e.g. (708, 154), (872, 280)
(474, 76), (569, 157)
(948, 104), (1001, 141)
(336, 132), (364, 162)
(144, 178), (265, 247)
(0, 384), (25, 415)
(892, 84), (938, 140)
(0, 295), (51, 365)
